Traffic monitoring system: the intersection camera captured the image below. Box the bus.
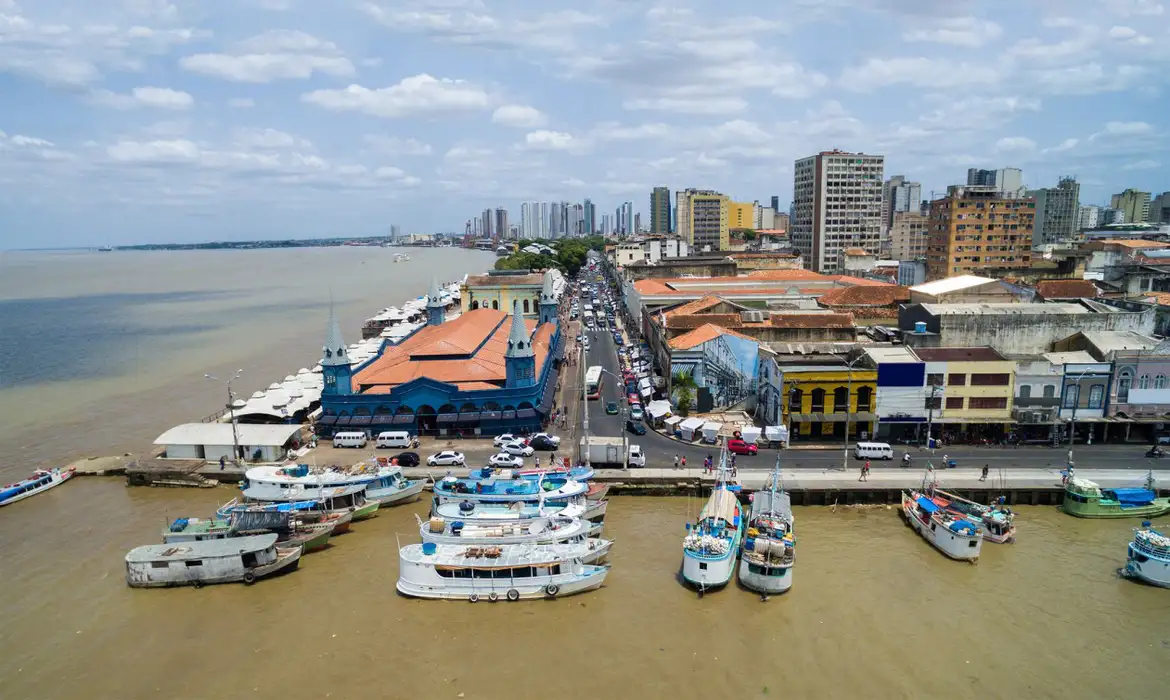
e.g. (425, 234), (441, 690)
(585, 366), (603, 400)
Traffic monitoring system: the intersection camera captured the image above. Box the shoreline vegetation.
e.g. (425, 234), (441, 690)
(494, 235), (607, 277)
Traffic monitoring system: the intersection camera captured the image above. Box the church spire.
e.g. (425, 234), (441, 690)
(505, 300), (534, 359)
(321, 303), (348, 367)
(426, 278), (445, 326)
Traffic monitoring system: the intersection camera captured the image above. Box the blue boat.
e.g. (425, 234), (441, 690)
(467, 466), (594, 482)
(1, 467), (75, 508)
(432, 474), (589, 506)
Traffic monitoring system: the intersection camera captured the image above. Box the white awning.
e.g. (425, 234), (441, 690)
(647, 400), (672, 419)
(701, 422), (722, 438)
(664, 415), (684, 427)
(680, 417), (705, 431)
(154, 423), (303, 447)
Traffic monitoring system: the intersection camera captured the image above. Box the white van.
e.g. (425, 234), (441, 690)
(332, 431), (368, 448)
(853, 442), (893, 460)
(627, 444), (646, 468)
(375, 431), (413, 449)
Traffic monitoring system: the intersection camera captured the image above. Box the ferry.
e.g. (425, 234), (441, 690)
(1122, 522), (1170, 588)
(901, 489), (983, 561)
(396, 542), (609, 602)
(738, 460), (794, 596)
(1062, 477), (1170, 519)
(125, 533), (301, 588)
(242, 481), (379, 521)
(682, 450), (744, 592)
(245, 463), (424, 513)
(163, 511), (337, 553)
(0, 467), (75, 507)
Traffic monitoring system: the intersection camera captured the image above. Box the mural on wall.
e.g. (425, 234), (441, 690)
(670, 333), (759, 411)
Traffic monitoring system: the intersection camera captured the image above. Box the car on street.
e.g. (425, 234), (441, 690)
(530, 432), (561, 447)
(630, 405), (644, 421)
(487, 452), (524, 468)
(493, 433), (522, 448)
(605, 401), (619, 415)
(627, 444), (646, 468)
(501, 440), (535, 457)
(529, 435), (558, 451)
(727, 439), (758, 456)
(626, 419), (646, 435)
(427, 450), (466, 466)
(575, 334), (583, 342)
(394, 451), (420, 467)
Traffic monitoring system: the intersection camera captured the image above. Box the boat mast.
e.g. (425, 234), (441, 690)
(768, 452), (780, 519)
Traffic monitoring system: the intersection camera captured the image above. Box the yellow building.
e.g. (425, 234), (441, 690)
(780, 365), (878, 440)
(676, 188), (729, 252)
(728, 200), (756, 231)
(914, 347), (1015, 436)
(461, 271), (549, 316)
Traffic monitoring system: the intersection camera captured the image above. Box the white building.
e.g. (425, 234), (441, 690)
(792, 149), (885, 272)
(1078, 204), (1101, 231)
(613, 236), (690, 266)
(154, 423), (306, 463)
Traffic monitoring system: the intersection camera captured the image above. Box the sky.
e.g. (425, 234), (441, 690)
(0, 0), (1168, 247)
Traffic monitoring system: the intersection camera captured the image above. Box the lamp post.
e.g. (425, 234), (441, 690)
(1066, 368), (1091, 469)
(205, 369), (243, 466)
(597, 367), (630, 470)
(840, 356), (864, 472)
(580, 344), (590, 469)
(923, 383), (942, 448)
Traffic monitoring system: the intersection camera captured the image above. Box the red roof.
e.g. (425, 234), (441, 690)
(1036, 279), (1099, 300)
(669, 324), (758, 350)
(818, 285), (911, 307)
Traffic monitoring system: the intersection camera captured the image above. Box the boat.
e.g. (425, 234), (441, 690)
(164, 511), (336, 553)
(244, 463), (421, 510)
(930, 487), (1016, 543)
(1, 467), (75, 507)
(470, 465), (595, 482)
(217, 498), (354, 534)
(901, 489), (982, 561)
(396, 542), (609, 602)
(242, 475), (380, 521)
(681, 449), (744, 591)
(1062, 477), (1170, 519)
(738, 458), (794, 595)
(418, 514), (612, 563)
(432, 474), (589, 506)
(1122, 522), (1170, 588)
(125, 533), (302, 588)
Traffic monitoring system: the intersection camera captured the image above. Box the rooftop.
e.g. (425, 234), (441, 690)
(1036, 279), (1099, 300)
(155, 423), (303, 446)
(665, 312), (855, 331)
(913, 347), (1007, 362)
(465, 272), (544, 287)
(818, 285), (910, 307)
(843, 247), (871, 256)
(910, 275), (997, 296)
(1096, 239), (1169, 249)
(1042, 351), (1099, 365)
(669, 324), (759, 350)
(864, 346), (922, 363)
(919, 302), (1091, 316)
(1080, 330), (1161, 354)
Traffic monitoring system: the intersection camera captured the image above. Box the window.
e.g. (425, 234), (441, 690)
(810, 388), (825, 412)
(969, 397), (1007, 410)
(1019, 385), (1031, 399)
(1064, 385), (1079, 408)
(789, 388), (803, 412)
(927, 373), (944, 387)
(1088, 385), (1104, 409)
(523, 299), (531, 314)
(946, 397), (964, 409)
(1118, 370), (1132, 402)
(833, 387), (849, 412)
(1043, 385), (1055, 398)
(925, 396), (942, 410)
(970, 373), (1010, 386)
(948, 373), (966, 386)
(1157, 375), (1167, 390)
(1140, 374), (1150, 389)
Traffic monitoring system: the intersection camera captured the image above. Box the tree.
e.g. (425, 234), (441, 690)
(672, 370), (698, 417)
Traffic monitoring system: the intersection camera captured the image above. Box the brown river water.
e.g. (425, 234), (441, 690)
(1, 249), (1168, 699)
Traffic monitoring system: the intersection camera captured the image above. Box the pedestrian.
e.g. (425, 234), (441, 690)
(681, 455), (686, 469)
(219, 455), (226, 470)
(980, 464), (989, 481)
(943, 453), (950, 468)
(731, 453), (737, 469)
(673, 454), (679, 470)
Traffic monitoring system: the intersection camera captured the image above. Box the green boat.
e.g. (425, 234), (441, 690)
(163, 512), (336, 552)
(351, 500), (380, 521)
(1062, 478), (1170, 519)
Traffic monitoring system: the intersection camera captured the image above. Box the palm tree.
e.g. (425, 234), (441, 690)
(672, 370), (698, 417)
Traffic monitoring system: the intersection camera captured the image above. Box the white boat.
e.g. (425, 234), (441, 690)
(244, 463), (423, 508)
(931, 487), (1016, 544)
(0, 467), (75, 507)
(738, 460), (794, 595)
(397, 542), (609, 602)
(418, 514), (612, 563)
(901, 490), (982, 561)
(1122, 523), (1170, 588)
(432, 474), (590, 505)
(432, 500), (587, 525)
(682, 449), (744, 592)
(125, 533), (301, 588)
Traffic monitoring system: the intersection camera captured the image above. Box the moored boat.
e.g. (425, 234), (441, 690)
(1122, 522), (1170, 588)
(216, 498), (354, 534)
(125, 533), (301, 588)
(901, 489), (982, 561)
(242, 481), (379, 521)
(244, 463), (417, 511)
(164, 511), (336, 553)
(739, 459), (794, 596)
(682, 450), (744, 592)
(470, 465), (595, 482)
(1, 467), (75, 507)
(432, 474), (589, 506)
(418, 514), (612, 563)
(1062, 477), (1170, 519)
(431, 500), (587, 525)
(931, 488), (1016, 544)
(396, 542), (609, 601)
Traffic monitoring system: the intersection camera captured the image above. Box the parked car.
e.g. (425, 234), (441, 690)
(627, 444), (646, 468)
(493, 433), (522, 448)
(605, 401), (619, 415)
(394, 451), (420, 467)
(488, 453), (524, 468)
(530, 432), (561, 447)
(529, 435), (558, 451)
(501, 440), (535, 457)
(727, 439), (758, 456)
(630, 405), (644, 421)
(626, 419), (646, 435)
(427, 451), (466, 466)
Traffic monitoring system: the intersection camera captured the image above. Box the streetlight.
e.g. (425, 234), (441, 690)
(597, 366), (630, 470)
(1066, 368), (1092, 469)
(923, 382), (943, 448)
(206, 369), (243, 466)
(839, 356), (865, 472)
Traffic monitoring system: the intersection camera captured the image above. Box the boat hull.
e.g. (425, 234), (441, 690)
(396, 566), (608, 601)
(369, 479), (425, 507)
(1062, 499), (1170, 519)
(1125, 544), (1170, 587)
(0, 468), (74, 507)
(297, 525), (334, 553)
(901, 492), (982, 561)
(126, 545), (302, 588)
(351, 501), (380, 521)
(682, 550), (737, 590)
(737, 559), (793, 594)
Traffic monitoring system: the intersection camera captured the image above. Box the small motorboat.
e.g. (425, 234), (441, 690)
(1, 467), (75, 507)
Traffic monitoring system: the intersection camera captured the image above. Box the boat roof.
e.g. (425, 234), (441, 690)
(245, 464), (397, 485)
(699, 488), (739, 524)
(400, 542), (590, 567)
(126, 533), (278, 562)
(752, 490), (792, 521)
(915, 496), (941, 514)
(242, 483), (366, 500)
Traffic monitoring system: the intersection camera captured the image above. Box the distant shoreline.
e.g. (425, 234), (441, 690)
(8, 237), (469, 252)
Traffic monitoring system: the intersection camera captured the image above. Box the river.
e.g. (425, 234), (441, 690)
(1, 249), (1167, 699)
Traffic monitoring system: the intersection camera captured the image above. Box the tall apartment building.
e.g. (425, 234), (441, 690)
(967, 167), (1025, 197)
(1029, 176), (1079, 247)
(494, 208), (508, 239)
(754, 203), (777, 229)
(882, 175), (922, 229)
(925, 185), (1034, 280)
(791, 150), (884, 272)
(583, 199), (595, 235)
(1078, 204), (1101, 230)
(889, 211), (930, 260)
(650, 186), (671, 233)
(770, 195), (780, 212)
(728, 200), (756, 230)
(774, 212), (790, 232)
(1111, 188), (1152, 223)
(1150, 192), (1170, 224)
(676, 188), (729, 252)
(480, 209), (494, 238)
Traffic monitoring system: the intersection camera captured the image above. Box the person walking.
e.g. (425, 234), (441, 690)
(680, 455), (687, 470)
(859, 459), (870, 482)
(980, 464), (989, 482)
(673, 454), (679, 470)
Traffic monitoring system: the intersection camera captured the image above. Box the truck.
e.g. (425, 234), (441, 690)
(579, 436), (632, 468)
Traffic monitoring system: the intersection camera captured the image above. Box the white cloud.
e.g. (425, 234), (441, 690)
(1107, 0), (1164, 15)
(302, 74), (490, 117)
(994, 136), (1036, 153)
(1122, 159), (1159, 170)
(91, 86), (194, 110)
(363, 135), (432, 156)
(1104, 121), (1153, 135)
(491, 104), (547, 128)
(233, 127), (311, 150)
(180, 30), (354, 83)
(902, 17), (1003, 48)
(9, 134), (55, 148)
(839, 57), (999, 91)
(107, 139), (201, 164)
(228, 98), (255, 108)
(1045, 138), (1079, 152)
(523, 130), (579, 151)
(622, 96), (749, 115)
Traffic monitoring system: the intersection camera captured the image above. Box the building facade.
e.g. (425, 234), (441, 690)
(728, 200), (756, 230)
(1150, 192), (1170, 224)
(650, 187), (671, 234)
(1078, 204), (1101, 230)
(889, 210), (929, 260)
(914, 347), (1015, 441)
(781, 364), (878, 442)
(792, 150), (885, 272)
(1111, 189), (1151, 224)
(676, 189), (729, 253)
(925, 185), (1035, 280)
(864, 346), (928, 442)
(882, 175), (922, 230)
(967, 167), (1024, 197)
(460, 270), (564, 316)
(1030, 176), (1080, 247)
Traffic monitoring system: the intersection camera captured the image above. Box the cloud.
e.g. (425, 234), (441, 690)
(839, 57), (999, 91)
(523, 130), (580, 151)
(9, 135), (55, 148)
(90, 86), (194, 110)
(994, 136), (1036, 153)
(363, 135), (432, 156)
(902, 17), (1003, 47)
(1122, 159), (1159, 170)
(302, 74), (490, 117)
(1045, 138), (1079, 153)
(491, 104), (547, 128)
(180, 30), (354, 82)
(228, 98), (255, 108)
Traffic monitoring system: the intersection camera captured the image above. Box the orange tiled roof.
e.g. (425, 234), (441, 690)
(843, 247), (870, 256)
(1036, 279), (1099, 300)
(1145, 291), (1170, 307)
(465, 272), (544, 287)
(744, 269), (830, 281)
(1098, 239), (1169, 249)
(669, 324), (758, 350)
(664, 295), (727, 317)
(818, 285), (911, 307)
(666, 312), (855, 331)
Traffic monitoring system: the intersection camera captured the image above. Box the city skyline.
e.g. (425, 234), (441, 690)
(0, 1), (1167, 247)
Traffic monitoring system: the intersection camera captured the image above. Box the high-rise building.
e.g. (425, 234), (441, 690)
(1102, 208), (1126, 225)
(495, 208), (508, 240)
(634, 213), (642, 234)
(728, 201), (756, 230)
(480, 209), (494, 238)
(600, 214), (611, 235)
(925, 185), (1034, 280)
(774, 212), (790, 232)
(967, 167), (1025, 197)
(1028, 177), (1079, 247)
(792, 150), (885, 272)
(390, 224), (401, 241)
(539, 202), (549, 238)
(650, 186), (671, 233)
(676, 189), (729, 252)
(1078, 204), (1101, 230)
(882, 175), (922, 229)
(1150, 192), (1170, 224)
(889, 211), (930, 260)
(622, 202), (634, 235)
(754, 203), (776, 229)
(583, 198), (595, 235)
(770, 195), (780, 212)
(568, 203), (584, 237)
(1111, 188), (1152, 223)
